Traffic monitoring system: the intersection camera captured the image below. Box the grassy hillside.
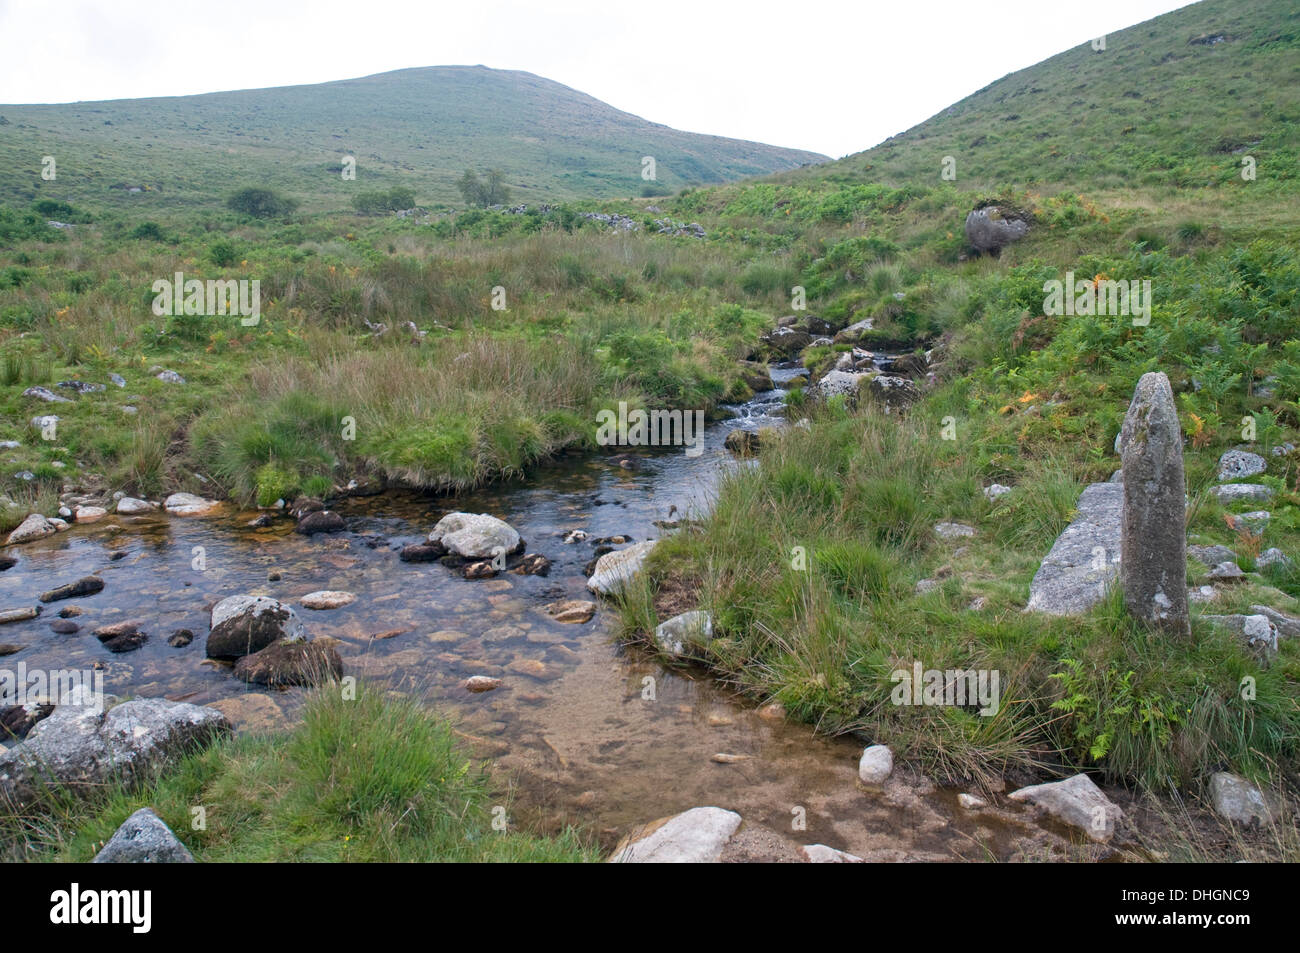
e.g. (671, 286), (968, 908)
(0, 65), (826, 212)
(784, 0), (1300, 193)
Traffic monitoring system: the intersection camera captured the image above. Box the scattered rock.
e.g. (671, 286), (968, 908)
(463, 561), (498, 580)
(868, 374), (921, 410)
(94, 622), (147, 653)
(0, 690), (231, 806)
(1208, 772), (1275, 827)
(809, 370), (872, 402)
(934, 522), (975, 540)
(1226, 511), (1270, 536)
(156, 370), (185, 384)
(1201, 614), (1279, 653)
(49, 619), (79, 634)
(1210, 484), (1274, 504)
(1256, 548), (1291, 570)
(653, 610), (712, 655)
(1207, 562), (1246, 583)
(23, 385), (72, 403)
(984, 484), (1013, 501)
(1008, 773), (1124, 843)
(233, 639), (343, 687)
(464, 676), (501, 694)
(510, 553), (551, 576)
(858, 744), (894, 785)
(39, 576), (104, 603)
(73, 505), (108, 523)
(957, 793), (988, 810)
(92, 807), (194, 863)
(295, 510), (346, 535)
(833, 318), (876, 345)
(0, 642), (25, 655)
(167, 629), (194, 648)
(724, 428), (763, 455)
(300, 590), (356, 610)
(206, 594), (307, 660)
(428, 512), (521, 559)
(0, 607), (39, 625)
(399, 542), (445, 562)
(1217, 450), (1266, 481)
(562, 530), (588, 544)
(761, 326), (812, 356)
(6, 513), (57, 545)
(1248, 605), (1300, 639)
(544, 600), (597, 624)
(609, 807), (742, 863)
(1189, 544), (1239, 568)
(587, 540), (658, 596)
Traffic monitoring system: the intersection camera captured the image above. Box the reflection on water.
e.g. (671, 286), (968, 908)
(0, 383), (1043, 859)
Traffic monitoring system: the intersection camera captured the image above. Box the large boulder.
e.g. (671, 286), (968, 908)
(808, 370), (872, 402)
(867, 374), (921, 411)
(428, 512), (521, 560)
(587, 540), (658, 596)
(761, 326), (812, 357)
(833, 317), (875, 345)
(1008, 773), (1124, 843)
(6, 513), (57, 545)
(964, 202), (1031, 254)
(295, 509), (346, 535)
(206, 595), (307, 660)
(92, 807), (195, 863)
(1120, 372), (1189, 637)
(0, 689), (231, 806)
(609, 807), (743, 863)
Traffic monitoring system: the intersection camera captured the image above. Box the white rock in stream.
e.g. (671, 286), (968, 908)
(587, 540), (658, 596)
(428, 512), (520, 559)
(163, 493), (221, 517)
(300, 590), (357, 610)
(1008, 773), (1124, 843)
(858, 744), (894, 785)
(653, 610), (712, 655)
(609, 807), (742, 863)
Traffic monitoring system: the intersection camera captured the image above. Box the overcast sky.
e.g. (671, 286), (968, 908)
(0, 0), (1194, 158)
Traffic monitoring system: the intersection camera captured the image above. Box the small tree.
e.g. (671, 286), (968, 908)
(227, 187), (299, 219)
(351, 186), (417, 215)
(457, 169), (511, 208)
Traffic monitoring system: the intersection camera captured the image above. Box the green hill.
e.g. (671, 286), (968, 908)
(778, 0), (1299, 193)
(0, 65), (827, 212)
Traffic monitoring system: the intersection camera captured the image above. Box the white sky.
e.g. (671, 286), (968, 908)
(0, 0), (1195, 158)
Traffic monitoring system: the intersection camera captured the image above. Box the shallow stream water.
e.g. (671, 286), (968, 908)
(1, 371), (1060, 860)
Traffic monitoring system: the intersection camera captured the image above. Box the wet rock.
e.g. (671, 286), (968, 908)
(206, 594), (307, 660)
(95, 623), (147, 654)
(887, 353), (929, 378)
(40, 576), (104, 603)
(343, 475), (385, 497)
(0, 702), (54, 740)
(1210, 484), (1274, 505)
(49, 619), (79, 634)
(288, 497), (325, 519)
(399, 542), (445, 562)
(761, 326), (811, 356)
(653, 610), (712, 655)
(6, 513), (57, 545)
(738, 361), (774, 392)
(0, 607), (39, 625)
(300, 590), (356, 610)
(562, 530), (588, 544)
(800, 844), (864, 863)
(544, 600), (597, 624)
(267, 571), (281, 582)
(295, 510), (346, 536)
(428, 512), (521, 559)
(167, 629), (194, 648)
(1217, 450), (1266, 481)
(723, 429), (763, 455)
(57, 606), (82, 618)
(757, 702), (786, 721)
(1119, 372), (1190, 635)
(858, 744), (894, 785)
(1008, 773), (1124, 843)
(233, 639), (343, 687)
(587, 540), (658, 596)
(0, 642), (25, 655)
(463, 561), (498, 579)
(92, 807), (194, 863)
(957, 793), (988, 810)
(0, 555), (15, 571)
(463, 676), (501, 693)
(247, 514), (274, 528)
(609, 807), (743, 863)
(73, 505), (108, 523)
(0, 690), (231, 806)
(510, 553), (551, 576)
(1208, 772), (1275, 827)
(115, 497), (157, 515)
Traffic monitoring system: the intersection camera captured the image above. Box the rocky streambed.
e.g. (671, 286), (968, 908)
(1, 371), (1147, 861)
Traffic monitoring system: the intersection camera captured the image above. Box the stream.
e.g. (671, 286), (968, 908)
(1, 365), (1056, 860)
